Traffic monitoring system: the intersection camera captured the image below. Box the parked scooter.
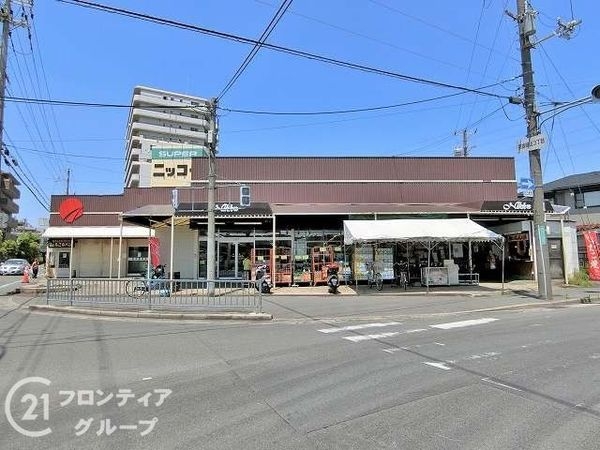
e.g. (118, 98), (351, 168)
(255, 264), (273, 294)
(326, 263), (340, 294)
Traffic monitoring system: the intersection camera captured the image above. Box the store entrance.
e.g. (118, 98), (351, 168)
(217, 239), (254, 279)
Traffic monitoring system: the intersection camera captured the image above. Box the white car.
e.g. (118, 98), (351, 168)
(0, 258), (29, 276)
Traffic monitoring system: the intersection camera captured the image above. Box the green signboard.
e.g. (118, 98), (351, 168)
(151, 147), (208, 159)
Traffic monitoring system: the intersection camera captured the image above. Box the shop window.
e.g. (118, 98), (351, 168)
(127, 246), (148, 275)
(584, 190), (600, 207)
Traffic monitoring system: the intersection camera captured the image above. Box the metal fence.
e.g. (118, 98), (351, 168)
(46, 278), (263, 313)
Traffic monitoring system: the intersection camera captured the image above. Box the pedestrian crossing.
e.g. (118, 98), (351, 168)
(318, 318), (499, 344)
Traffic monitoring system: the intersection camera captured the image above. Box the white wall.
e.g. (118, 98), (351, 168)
(156, 225), (198, 279)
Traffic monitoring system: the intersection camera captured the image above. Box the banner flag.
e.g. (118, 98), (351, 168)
(149, 237), (161, 268)
(583, 231), (600, 281)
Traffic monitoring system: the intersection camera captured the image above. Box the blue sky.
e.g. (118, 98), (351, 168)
(4, 0), (600, 225)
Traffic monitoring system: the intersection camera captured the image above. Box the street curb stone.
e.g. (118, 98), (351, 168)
(28, 304), (273, 321)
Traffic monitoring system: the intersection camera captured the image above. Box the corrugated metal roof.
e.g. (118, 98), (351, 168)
(193, 156), (515, 182)
(543, 171), (600, 191)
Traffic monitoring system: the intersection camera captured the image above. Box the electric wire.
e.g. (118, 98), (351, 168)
(57, 0), (512, 100)
(8, 38), (63, 183)
(218, 0), (293, 100)
(367, 0), (520, 63)
(253, 0), (476, 75)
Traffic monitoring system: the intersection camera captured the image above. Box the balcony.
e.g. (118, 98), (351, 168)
(130, 122), (208, 142)
(132, 94), (209, 110)
(130, 108), (209, 129)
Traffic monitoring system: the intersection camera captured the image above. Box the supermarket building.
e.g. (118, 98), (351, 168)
(43, 156), (578, 286)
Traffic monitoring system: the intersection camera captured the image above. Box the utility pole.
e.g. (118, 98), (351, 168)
(511, 0), (580, 299)
(0, 1), (11, 233)
(66, 168), (71, 195)
(453, 128), (475, 157)
(206, 98), (218, 295)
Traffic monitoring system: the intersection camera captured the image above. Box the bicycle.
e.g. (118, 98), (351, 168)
(366, 262), (383, 291)
(394, 262), (409, 290)
(125, 264), (169, 298)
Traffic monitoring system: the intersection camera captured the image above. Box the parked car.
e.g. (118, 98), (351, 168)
(0, 258), (29, 276)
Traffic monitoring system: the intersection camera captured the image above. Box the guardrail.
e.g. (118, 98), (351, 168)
(46, 278), (262, 313)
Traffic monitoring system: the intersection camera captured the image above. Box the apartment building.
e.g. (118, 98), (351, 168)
(124, 86), (211, 188)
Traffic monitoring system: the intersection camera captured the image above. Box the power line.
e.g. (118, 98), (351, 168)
(367, 0), (520, 63)
(57, 0), (513, 100)
(2, 74), (520, 116)
(253, 0), (474, 75)
(218, 0), (293, 100)
(5, 143), (123, 160)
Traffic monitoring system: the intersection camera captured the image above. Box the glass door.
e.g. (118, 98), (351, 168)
(218, 242), (237, 278)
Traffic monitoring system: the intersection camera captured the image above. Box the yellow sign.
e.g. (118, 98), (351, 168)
(151, 160), (192, 187)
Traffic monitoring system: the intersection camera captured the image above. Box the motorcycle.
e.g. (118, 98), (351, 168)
(326, 263), (340, 294)
(255, 264), (273, 294)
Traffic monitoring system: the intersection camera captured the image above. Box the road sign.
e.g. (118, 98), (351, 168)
(518, 177), (535, 190)
(517, 133), (546, 153)
(521, 189), (533, 198)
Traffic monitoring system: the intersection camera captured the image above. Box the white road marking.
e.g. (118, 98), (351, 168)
(405, 328), (427, 334)
(142, 377), (153, 381)
(424, 362), (452, 371)
(465, 352), (500, 360)
(382, 348), (401, 354)
(434, 342), (446, 346)
(318, 322), (401, 334)
(343, 331), (400, 342)
(481, 378), (521, 392)
(430, 318), (498, 330)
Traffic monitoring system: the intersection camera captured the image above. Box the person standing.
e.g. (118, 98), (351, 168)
(31, 259), (39, 279)
(243, 255), (252, 280)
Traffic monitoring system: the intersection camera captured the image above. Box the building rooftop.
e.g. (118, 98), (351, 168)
(543, 171), (600, 192)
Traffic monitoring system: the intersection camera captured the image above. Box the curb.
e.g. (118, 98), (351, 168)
(28, 305), (273, 321)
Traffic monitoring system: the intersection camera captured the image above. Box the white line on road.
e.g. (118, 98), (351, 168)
(318, 322), (401, 334)
(424, 362), (452, 371)
(142, 377), (153, 381)
(343, 331), (400, 342)
(430, 318), (498, 330)
(405, 328), (427, 334)
(434, 342), (446, 346)
(382, 348), (401, 354)
(465, 352), (500, 360)
(481, 378), (522, 391)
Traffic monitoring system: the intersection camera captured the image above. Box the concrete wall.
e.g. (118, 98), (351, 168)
(156, 225), (198, 279)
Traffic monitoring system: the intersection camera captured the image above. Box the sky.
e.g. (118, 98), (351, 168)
(4, 0), (600, 225)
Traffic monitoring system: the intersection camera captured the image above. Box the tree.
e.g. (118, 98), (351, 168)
(0, 232), (41, 262)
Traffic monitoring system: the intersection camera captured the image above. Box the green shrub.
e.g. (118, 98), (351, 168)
(569, 269), (593, 287)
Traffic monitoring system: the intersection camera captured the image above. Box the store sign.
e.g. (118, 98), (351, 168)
(481, 200), (533, 212)
(502, 201), (532, 211)
(58, 197), (84, 223)
(48, 239), (76, 248)
(151, 147), (207, 159)
(214, 203), (240, 213)
(151, 160), (192, 187)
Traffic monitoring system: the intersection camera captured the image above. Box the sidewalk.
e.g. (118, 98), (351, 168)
(10, 279), (600, 322)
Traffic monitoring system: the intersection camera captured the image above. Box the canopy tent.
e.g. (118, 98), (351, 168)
(343, 218), (505, 293)
(343, 218), (503, 245)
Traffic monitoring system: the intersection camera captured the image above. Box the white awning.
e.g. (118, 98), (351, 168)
(43, 226), (154, 239)
(343, 218), (503, 245)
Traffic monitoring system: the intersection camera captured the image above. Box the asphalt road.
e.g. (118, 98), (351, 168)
(1, 293), (600, 449)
